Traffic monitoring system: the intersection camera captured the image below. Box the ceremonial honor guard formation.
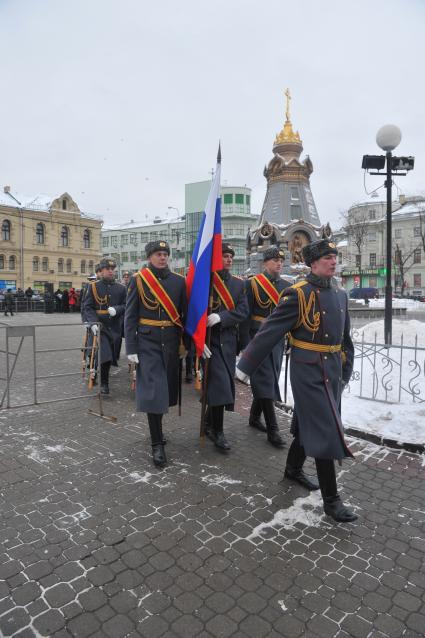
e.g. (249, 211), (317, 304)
(78, 148), (357, 525)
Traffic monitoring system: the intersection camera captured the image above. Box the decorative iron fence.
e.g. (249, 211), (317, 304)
(347, 329), (425, 404)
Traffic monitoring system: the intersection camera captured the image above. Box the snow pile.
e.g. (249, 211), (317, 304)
(279, 320), (425, 445)
(351, 298), (425, 311)
(355, 318), (425, 346)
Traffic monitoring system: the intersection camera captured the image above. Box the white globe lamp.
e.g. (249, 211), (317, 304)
(376, 125), (402, 152)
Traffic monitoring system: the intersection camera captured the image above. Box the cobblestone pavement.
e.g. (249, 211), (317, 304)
(0, 315), (425, 637)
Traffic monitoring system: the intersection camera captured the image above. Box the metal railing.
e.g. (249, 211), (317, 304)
(0, 322), (115, 421)
(347, 330), (425, 404)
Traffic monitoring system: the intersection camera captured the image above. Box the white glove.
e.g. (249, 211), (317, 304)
(202, 344), (212, 359)
(127, 354), (139, 364)
(207, 313), (221, 327)
(108, 306), (117, 317)
(91, 324), (99, 336)
(236, 369), (250, 385)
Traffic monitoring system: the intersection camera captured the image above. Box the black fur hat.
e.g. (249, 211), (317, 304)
(302, 239), (338, 267)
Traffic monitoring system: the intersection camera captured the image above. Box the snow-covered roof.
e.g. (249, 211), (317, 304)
(103, 216), (184, 231)
(0, 189), (53, 211)
(392, 201), (425, 217)
(337, 239), (347, 248)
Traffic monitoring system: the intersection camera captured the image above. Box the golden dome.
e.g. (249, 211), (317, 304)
(274, 88), (302, 146)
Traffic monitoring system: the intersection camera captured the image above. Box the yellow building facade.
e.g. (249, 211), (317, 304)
(0, 187), (102, 291)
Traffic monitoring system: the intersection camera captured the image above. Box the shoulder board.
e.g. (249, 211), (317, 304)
(291, 280), (308, 290)
(171, 271), (185, 278)
(233, 275), (243, 280)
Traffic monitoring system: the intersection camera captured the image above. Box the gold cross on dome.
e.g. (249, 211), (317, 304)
(284, 88), (291, 121)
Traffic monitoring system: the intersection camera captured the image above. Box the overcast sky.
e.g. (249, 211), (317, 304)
(0, 0), (424, 230)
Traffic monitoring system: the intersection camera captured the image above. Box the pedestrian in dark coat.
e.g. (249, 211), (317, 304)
(203, 243), (249, 451)
(62, 289), (70, 312)
(4, 289), (14, 316)
(238, 239), (357, 523)
(124, 240), (187, 468)
(239, 245), (292, 448)
(83, 259), (127, 394)
(54, 289), (62, 313)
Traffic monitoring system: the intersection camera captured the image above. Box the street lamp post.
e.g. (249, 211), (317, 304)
(361, 124), (414, 346)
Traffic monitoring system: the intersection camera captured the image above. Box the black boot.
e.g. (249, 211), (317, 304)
(100, 362), (111, 395)
(204, 407), (215, 442)
(284, 438), (319, 490)
(249, 398), (267, 432)
(212, 406), (230, 451)
(148, 414), (167, 467)
(315, 459), (357, 522)
(262, 399), (285, 448)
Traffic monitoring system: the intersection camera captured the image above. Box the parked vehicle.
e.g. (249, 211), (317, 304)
(349, 287), (378, 300)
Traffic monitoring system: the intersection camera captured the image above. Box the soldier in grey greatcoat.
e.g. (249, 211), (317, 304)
(83, 259), (127, 394)
(203, 243), (249, 451)
(238, 239), (357, 523)
(239, 246), (292, 448)
(124, 240), (186, 468)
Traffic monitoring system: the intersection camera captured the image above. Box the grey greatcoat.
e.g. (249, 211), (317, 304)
(83, 279), (127, 365)
(238, 275), (354, 460)
(206, 271), (249, 409)
(124, 267), (186, 414)
(239, 273), (292, 401)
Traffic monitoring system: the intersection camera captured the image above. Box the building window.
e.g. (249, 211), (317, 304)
(369, 209), (376, 220)
(42, 257), (48, 272)
(103, 236), (109, 247)
(223, 194), (233, 204)
(0, 255), (4, 269)
(130, 252), (138, 262)
(36, 223), (45, 244)
(61, 226), (69, 247)
(235, 194), (244, 204)
(338, 253), (343, 264)
(2, 219), (11, 241)
(368, 231), (376, 242)
(290, 187), (300, 200)
(246, 195), (250, 206)
(150, 231), (158, 241)
(140, 232), (149, 243)
(62, 198), (67, 210)
(394, 229), (402, 239)
(355, 254), (361, 267)
(121, 234), (128, 245)
(130, 233), (136, 244)
(414, 227), (421, 237)
(111, 235), (118, 248)
(9, 255), (16, 270)
(414, 274), (421, 288)
(66, 259), (72, 273)
(81, 260), (86, 274)
(290, 205), (301, 220)
(83, 229), (91, 249)
(58, 258), (64, 273)
(88, 260), (94, 273)
(369, 253), (376, 267)
(121, 252), (129, 262)
(33, 257), (39, 272)
(414, 248), (421, 264)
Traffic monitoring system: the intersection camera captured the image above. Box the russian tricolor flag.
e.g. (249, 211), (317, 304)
(186, 146), (223, 355)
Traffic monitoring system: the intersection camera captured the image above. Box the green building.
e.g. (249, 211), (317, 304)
(185, 181), (258, 275)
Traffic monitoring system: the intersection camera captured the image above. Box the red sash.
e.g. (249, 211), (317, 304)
(138, 268), (183, 328)
(213, 272), (235, 310)
(253, 273), (280, 306)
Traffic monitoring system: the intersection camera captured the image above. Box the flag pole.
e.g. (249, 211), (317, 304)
(199, 143), (221, 441)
